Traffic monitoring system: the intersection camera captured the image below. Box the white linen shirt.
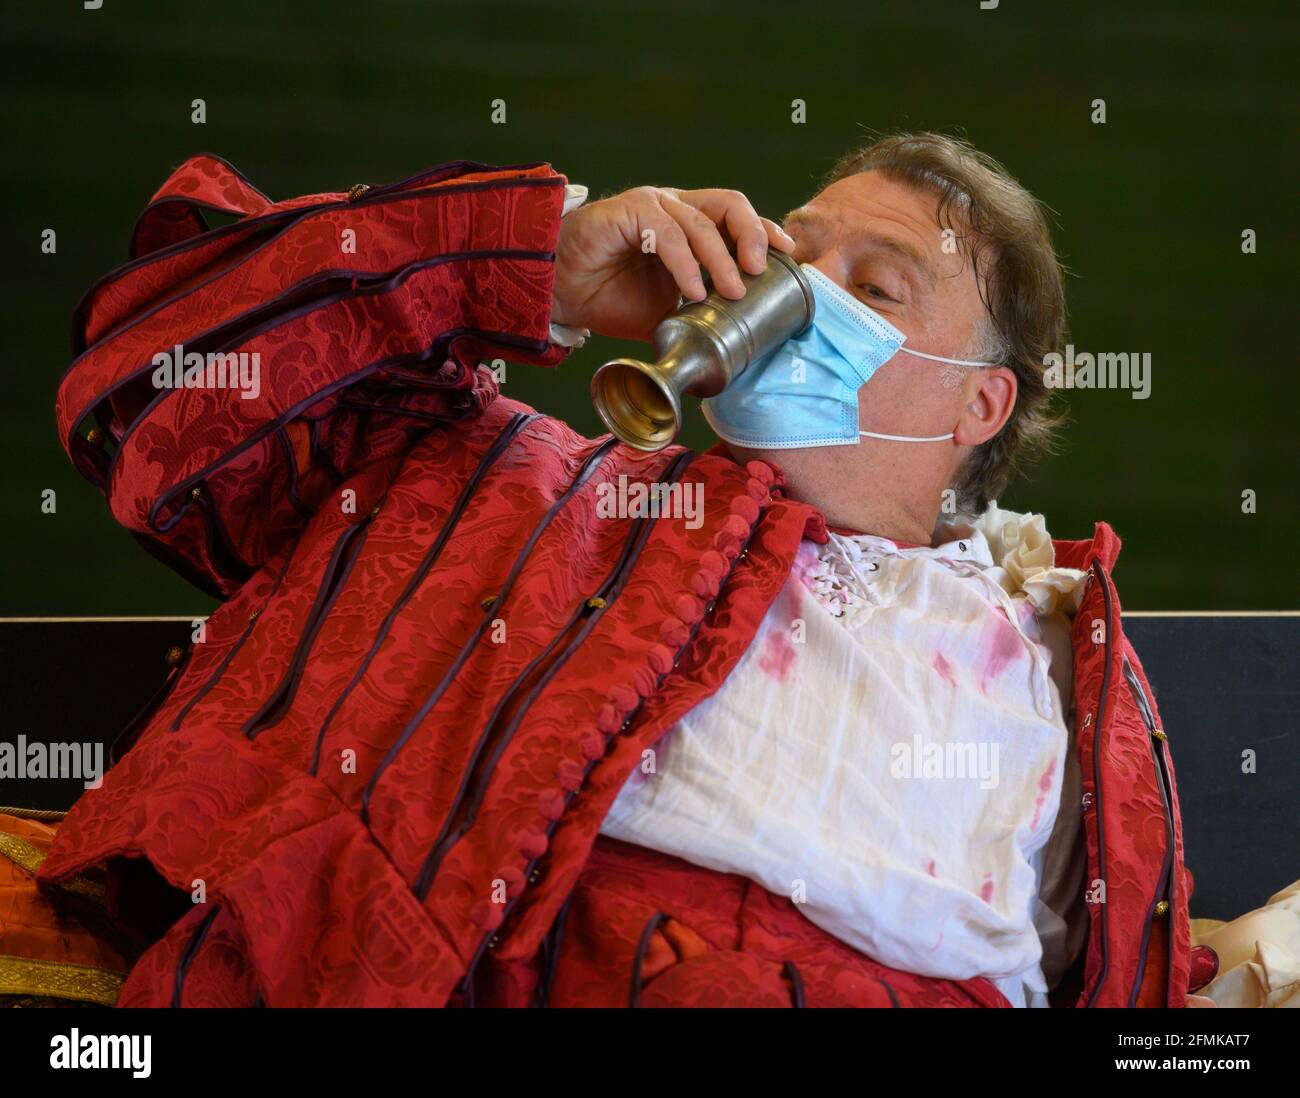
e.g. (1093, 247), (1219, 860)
(600, 517), (1088, 1007)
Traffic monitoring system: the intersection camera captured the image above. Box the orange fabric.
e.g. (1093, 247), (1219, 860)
(418, 165), (559, 191)
(640, 927), (677, 983)
(640, 917), (711, 983)
(660, 917), (710, 963)
(0, 813), (129, 1001)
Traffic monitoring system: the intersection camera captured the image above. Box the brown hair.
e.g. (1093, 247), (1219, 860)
(821, 132), (1067, 515)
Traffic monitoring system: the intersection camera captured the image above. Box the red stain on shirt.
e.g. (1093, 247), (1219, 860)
(926, 912), (950, 954)
(1029, 758), (1059, 830)
(931, 652), (956, 688)
(979, 873), (995, 904)
(759, 628), (798, 683)
(924, 859), (937, 877)
(790, 545), (819, 588)
(979, 611), (1025, 694)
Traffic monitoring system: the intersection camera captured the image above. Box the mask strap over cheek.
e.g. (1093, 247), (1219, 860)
(858, 430), (955, 443)
(895, 346), (1000, 368)
(856, 343), (996, 442)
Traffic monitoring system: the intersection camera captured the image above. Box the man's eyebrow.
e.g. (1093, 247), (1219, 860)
(857, 233), (937, 287)
(783, 208), (937, 287)
(782, 208), (824, 239)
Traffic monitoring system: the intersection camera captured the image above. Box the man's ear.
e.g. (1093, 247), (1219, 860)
(954, 366), (1017, 447)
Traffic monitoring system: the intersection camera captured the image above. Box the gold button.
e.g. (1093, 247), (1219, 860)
(189, 486), (202, 502)
(1155, 900), (1170, 917)
(370, 504), (381, 518)
(165, 645), (185, 667)
(1152, 729), (1168, 741)
(586, 597), (607, 610)
(248, 609), (260, 623)
(86, 427), (104, 446)
(481, 595), (497, 610)
(347, 183), (370, 201)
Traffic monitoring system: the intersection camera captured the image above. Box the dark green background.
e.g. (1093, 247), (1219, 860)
(3, 0), (1296, 615)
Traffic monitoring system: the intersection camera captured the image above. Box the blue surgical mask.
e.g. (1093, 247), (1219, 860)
(702, 263), (997, 450)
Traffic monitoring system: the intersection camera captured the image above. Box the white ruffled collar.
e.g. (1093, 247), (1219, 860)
(802, 503), (1088, 621)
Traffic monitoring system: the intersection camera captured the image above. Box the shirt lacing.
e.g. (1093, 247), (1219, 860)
(804, 531), (1059, 722)
(803, 533), (896, 622)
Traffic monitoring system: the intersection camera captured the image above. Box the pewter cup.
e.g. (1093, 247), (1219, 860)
(591, 248), (815, 451)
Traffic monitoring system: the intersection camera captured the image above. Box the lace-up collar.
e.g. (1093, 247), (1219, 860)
(804, 526), (992, 620)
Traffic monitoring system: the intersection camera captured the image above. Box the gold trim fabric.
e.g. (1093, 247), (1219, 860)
(0, 829), (105, 905)
(0, 813), (126, 1006)
(0, 955), (123, 1006)
(0, 830), (43, 875)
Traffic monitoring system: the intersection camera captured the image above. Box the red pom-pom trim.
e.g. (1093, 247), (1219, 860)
(713, 531), (741, 557)
(692, 569), (721, 599)
(472, 900), (506, 931)
(673, 594), (703, 623)
(699, 550), (727, 577)
(517, 829), (549, 860)
(556, 760), (585, 792)
(722, 513), (750, 539)
(596, 703), (621, 734)
(660, 617), (691, 646)
(497, 866), (526, 891)
(537, 789), (567, 821)
(610, 683), (639, 710)
(633, 664), (660, 697)
(729, 495), (760, 524)
(647, 644), (675, 674)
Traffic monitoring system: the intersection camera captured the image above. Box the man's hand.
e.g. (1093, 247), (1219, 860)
(551, 186), (796, 343)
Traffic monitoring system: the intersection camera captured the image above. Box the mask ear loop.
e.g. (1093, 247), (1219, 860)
(855, 350), (992, 443)
(859, 430), (954, 442)
(895, 347), (1000, 368)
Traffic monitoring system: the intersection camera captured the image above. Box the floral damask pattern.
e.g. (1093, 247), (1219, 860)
(38, 157), (1191, 1007)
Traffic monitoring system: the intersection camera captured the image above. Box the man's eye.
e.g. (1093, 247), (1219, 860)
(857, 283), (895, 303)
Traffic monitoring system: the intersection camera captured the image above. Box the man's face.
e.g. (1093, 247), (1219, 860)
(782, 170), (991, 438)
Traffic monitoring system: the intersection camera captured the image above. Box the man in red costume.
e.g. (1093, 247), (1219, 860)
(29, 133), (1194, 1007)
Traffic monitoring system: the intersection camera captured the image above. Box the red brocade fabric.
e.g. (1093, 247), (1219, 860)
(42, 157), (1193, 1007)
